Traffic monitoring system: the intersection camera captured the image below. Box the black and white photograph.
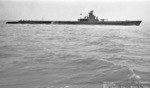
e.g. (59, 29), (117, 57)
(0, 0), (150, 88)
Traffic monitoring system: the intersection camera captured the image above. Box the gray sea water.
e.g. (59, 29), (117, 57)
(0, 21), (150, 88)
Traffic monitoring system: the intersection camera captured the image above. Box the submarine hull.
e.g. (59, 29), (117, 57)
(6, 20), (141, 26)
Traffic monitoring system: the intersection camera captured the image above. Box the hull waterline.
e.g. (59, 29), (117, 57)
(6, 20), (142, 26)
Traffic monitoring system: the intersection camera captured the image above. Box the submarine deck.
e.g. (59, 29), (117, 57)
(6, 20), (142, 26)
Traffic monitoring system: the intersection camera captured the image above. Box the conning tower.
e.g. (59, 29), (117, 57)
(78, 10), (99, 22)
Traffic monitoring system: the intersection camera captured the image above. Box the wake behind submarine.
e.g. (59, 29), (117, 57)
(6, 10), (142, 26)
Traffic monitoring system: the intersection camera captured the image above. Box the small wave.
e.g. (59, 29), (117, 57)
(68, 58), (114, 68)
(0, 52), (15, 59)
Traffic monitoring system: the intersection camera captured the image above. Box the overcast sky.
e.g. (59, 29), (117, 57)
(0, 0), (150, 22)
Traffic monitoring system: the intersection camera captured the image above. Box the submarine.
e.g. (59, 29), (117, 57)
(6, 10), (142, 26)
